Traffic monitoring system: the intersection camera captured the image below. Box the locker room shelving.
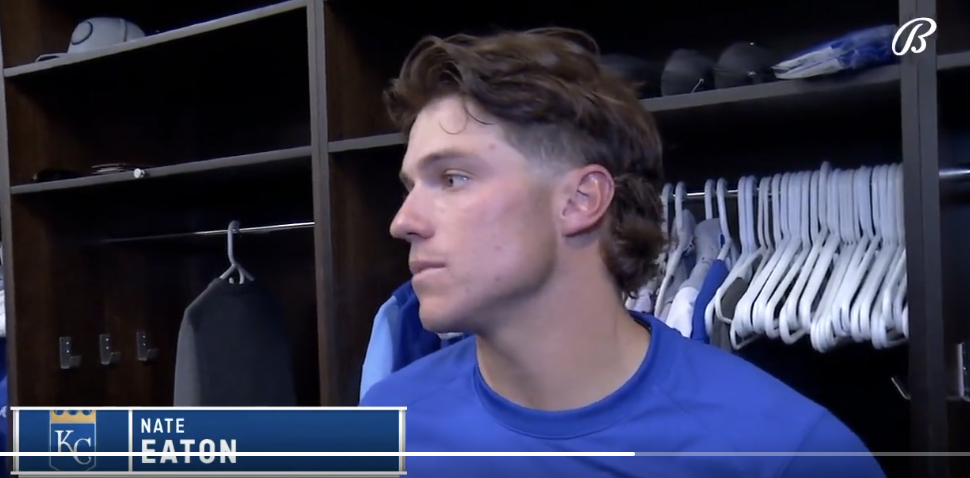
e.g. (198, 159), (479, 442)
(2, 0), (306, 78)
(8, 147), (312, 195)
(0, 0), (966, 477)
(0, 0), (325, 418)
(329, 50), (970, 155)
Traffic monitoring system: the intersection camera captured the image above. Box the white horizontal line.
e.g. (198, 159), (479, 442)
(8, 452), (970, 457)
(13, 407), (405, 411)
(12, 474), (397, 477)
(6, 452), (630, 457)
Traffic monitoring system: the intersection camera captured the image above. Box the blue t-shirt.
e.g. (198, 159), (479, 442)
(360, 313), (886, 478)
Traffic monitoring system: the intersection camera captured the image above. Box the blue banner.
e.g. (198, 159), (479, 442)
(14, 408), (404, 474)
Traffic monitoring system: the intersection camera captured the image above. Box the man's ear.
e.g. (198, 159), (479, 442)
(558, 164), (614, 236)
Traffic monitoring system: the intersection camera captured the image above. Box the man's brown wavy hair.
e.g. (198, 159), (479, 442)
(384, 27), (666, 298)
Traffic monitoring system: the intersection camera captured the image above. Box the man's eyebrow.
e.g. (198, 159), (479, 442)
(398, 149), (476, 187)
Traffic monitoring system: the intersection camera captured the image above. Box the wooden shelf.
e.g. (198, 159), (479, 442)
(10, 146), (311, 195)
(646, 62), (899, 113)
(329, 133), (404, 153)
(3, 0), (306, 78)
(939, 50), (970, 71)
(327, 50), (970, 155)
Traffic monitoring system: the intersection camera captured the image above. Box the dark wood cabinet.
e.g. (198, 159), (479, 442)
(0, 1), (965, 476)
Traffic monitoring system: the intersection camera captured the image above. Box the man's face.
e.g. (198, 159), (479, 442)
(391, 96), (560, 333)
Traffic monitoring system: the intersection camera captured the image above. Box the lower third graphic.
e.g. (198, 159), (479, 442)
(49, 410), (97, 472)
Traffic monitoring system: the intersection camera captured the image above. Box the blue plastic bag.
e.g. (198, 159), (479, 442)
(772, 25), (897, 79)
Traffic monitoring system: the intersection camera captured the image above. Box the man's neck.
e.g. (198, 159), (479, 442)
(475, 275), (651, 411)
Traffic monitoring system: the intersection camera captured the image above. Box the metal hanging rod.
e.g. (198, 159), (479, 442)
(98, 221), (315, 245)
(96, 166), (970, 245)
(681, 166), (970, 200)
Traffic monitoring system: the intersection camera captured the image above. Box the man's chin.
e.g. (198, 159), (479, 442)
(417, 303), (465, 334)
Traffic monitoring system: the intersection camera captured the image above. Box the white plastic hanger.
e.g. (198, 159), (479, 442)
(751, 172), (799, 336)
(735, 174), (786, 338)
(872, 165), (908, 348)
(803, 167), (847, 351)
(704, 177), (737, 335)
(629, 183), (674, 312)
(812, 167), (865, 352)
(769, 168), (828, 344)
(219, 220), (254, 284)
(850, 165), (893, 343)
(713, 176), (756, 327)
(656, 182), (689, 309)
(728, 176), (773, 349)
(779, 165), (827, 344)
(871, 254), (907, 348)
(832, 166), (877, 338)
(889, 166), (909, 338)
(760, 170), (811, 339)
(715, 178), (737, 264)
(867, 165), (902, 348)
(703, 179), (715, 220)
(659, 183), (673, 264)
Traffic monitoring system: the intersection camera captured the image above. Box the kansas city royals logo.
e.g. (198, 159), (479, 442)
(49, 410), (97, 471)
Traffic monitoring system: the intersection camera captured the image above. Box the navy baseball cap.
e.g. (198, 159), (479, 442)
(713, 42), (779, 89)
(661, 49), (716, 96)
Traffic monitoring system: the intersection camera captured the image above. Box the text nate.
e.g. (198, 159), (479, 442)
(139, 418), (237, 464)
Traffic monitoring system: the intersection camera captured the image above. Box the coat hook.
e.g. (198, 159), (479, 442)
(58, 336), (82, 370)
(892, 341), (970, 402)
(136, 330), (158, 362)
(98, 333), (121, 366)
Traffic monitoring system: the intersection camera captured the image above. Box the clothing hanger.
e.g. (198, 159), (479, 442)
(729, 176), (772, 349)
(627, 183), (671, 312)
(812, 167), (864, 352)
(713, 176), (755, 327)
(659, 183), (673, 271)
(703, 178), (736, 335)
(804, 167), (845, 351)
(850, 165), (893, 343)
(874, 168), (908, 348)
(868, 165), (903, 348)
(734, 174), (784, 338)
(799, 167), (843, 347)
(759, 171), (810, 339)
(703, 179), (715, 220)
(778, 170), (819, 344)
(219, 220), (254, 284)
(780, 165), (828, 343)
(636, 183), (674, 311)
(751, 172), (799, 336)
(891, 165), (909, 340)
(875, 252), (908, 346)
(715, 178), (736, 264)
(832, 166), (877, 338)
(656, 182), (689, 309)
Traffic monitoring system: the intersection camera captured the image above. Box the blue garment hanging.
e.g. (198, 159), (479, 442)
(690, 259), (729, 343)
(360, 281), (470, 402)
(390, 281), (446, 372)
(0, 338), (8, 478)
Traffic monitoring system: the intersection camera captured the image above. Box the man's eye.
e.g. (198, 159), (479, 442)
(443, 173), (469, 188)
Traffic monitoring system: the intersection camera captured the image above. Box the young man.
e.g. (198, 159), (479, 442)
(361, 28), (886, 478)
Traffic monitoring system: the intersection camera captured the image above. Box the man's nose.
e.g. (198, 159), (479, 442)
(390, 192), (432, 242)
